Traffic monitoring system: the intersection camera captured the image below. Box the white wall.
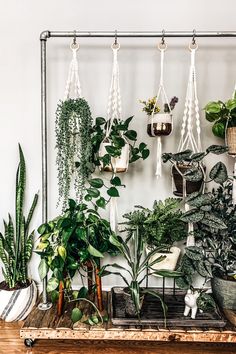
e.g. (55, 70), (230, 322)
(0, 0), (235, 288)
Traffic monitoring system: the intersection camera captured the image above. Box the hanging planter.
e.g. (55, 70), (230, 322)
(171, 164), (205, 197)
(99, 139), (129, 173)
(55, 40), (93, 210)
(146, 246), (181, 272)
(140, 40), (178, 178)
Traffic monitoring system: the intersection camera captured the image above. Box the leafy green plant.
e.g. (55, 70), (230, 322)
(92, 116), (150, 168)
(100, 217), (182, 318)
(162, 145), (228, 184)
(55, 98), (93, 210)
(0, 145), (38, 289)
(37, 199), (118, 296)
(204, 91), (236, 138)
(124, 198), (187, 249)
(140, 96), (178, 116)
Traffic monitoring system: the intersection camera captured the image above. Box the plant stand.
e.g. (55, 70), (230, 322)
(20, 291), (236, 347)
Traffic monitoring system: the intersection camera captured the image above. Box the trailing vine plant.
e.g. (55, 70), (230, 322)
(55, 98), (93, 210)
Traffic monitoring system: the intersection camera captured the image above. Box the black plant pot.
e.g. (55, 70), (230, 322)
(172, 164), (204, 197)
(211, 276), (236, 311)
(123, 289), (144, 318)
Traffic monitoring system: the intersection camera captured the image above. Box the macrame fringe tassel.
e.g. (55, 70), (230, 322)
(233, 160), (236, 205)
(110, 197), (118, 232)
(155, 137), (162, 178)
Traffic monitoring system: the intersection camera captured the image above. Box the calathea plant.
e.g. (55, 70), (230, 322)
(162, 145), (228, 196)
(92, 116), (150, 171)
(100, 210), (182, 318)
(37, 199), (118, 315)
(55, 98), (94, 210)
(0, 145), (38, 289)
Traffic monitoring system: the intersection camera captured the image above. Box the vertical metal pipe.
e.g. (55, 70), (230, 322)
(38, 37), (52, 311)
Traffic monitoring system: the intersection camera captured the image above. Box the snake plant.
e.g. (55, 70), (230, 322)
(0, 145), (38, 289)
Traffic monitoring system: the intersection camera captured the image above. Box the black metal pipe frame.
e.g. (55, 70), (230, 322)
(39, 29), (236, 310)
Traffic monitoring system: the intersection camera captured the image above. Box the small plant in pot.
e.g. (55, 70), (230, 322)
(140, 96), (178, 137)
(180, 181), (236, 324)
(162, 145), (228, 197)
(204, 91), (236, 155)
(139, 198), (187, 271)
(0, 145), (38, 321)
(100, 210), (182, 318)
(92, 116), (150, 173)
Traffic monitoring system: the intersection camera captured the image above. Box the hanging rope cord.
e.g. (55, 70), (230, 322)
(64, 42), (82, 100)
(152, 43), (172, 178)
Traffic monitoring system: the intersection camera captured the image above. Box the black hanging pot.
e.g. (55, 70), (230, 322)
(172, 164), (205, 197)
(147, 113), (172, 137)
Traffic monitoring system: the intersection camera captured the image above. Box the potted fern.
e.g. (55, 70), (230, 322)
(0, 145), (38, 322)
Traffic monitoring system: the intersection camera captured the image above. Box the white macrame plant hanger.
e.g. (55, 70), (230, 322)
(177, 39), (202, 247)
(151, 41), (172, 178)
(104, 40), (128, 231)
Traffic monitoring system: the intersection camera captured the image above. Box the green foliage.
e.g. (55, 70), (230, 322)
(100, 224), (182, 317)
(204, 93), (236, 138)
(0, 145), (38, 289)
(55, 98), (93, 210)
(140, 96), (178, 116)
(122, 198), (187, 249)
(37, 201), (118, 293)
(91, 116), (150, 170)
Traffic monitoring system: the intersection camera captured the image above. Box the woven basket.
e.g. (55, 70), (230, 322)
(226, 127), (236, 155)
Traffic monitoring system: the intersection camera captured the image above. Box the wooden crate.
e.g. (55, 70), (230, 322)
(20, 291), (236, 343)
(111, 287), (226, 327)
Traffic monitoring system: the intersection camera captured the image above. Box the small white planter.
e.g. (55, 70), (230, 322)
(99, 141), (129, 173)
(147, 113), (172, 137)
(0, 280), (37, 322)
(146, 246), (181, 273)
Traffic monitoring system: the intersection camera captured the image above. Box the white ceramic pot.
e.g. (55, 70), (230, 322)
(147, 113), (172, 137)
(99, 141), (129, 173)
(0, 280), (37, 322)
(147, 246), (181, 273)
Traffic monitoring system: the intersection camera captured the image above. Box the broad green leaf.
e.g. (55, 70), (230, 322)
(84, 194), (92, 202)
(38, 223), (47, 235)
(204, 101), (223, 114)
(226, 98), (236, 111)
(71, 307), (83, 323)
(111, 176), (122, 186)
(124, 116), (134, 128)
(91, 315), (99, 324)
(172, 149), (192, 162)
(185, 192), (213, 208)
(47, 277), (59, 292)
(186, 246), (203, 261)
(38, 258), (48, 280)
(152, 270), (182, 278)
(201, 213), (227, 230)
(88, 178), (104, 189)
(124, 130), (137, 141)
(105, 145), (119, 157)
(109, 234), (122, 248)
(87, 187), (100, 198)
(141, 149), (150, 159)
(139, 142), (147, 151)
(107, 187), (119, 197)
(206, 145), (228, 155)
(78, 286), (88, 298)
(183, 167), (203, 182)
(95, 117), (106, 126)
(58, 245), (67, 260)
(209, 162), (228, 184)
(212, 122), (225, 139)
(190, 152), (205, 162)
(87, 244), (104, 258)
(96, 197), (106, 209)
(50, 290), (59, 303)
(181, 209), (204, 223)
(162, 152), (173, 163)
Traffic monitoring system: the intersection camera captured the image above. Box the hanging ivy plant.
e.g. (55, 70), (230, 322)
(55, 98), (94, 210)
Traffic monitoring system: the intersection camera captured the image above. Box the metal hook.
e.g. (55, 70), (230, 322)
(70, 30), (79, 51)
(115, 30), (118, 45)
(161, 29), (165, 45)
(192, 29), (196, 45)
(73, 30), (77, 45)
(112, 30), (120, 50)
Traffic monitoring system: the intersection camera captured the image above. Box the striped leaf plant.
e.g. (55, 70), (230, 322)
(0, 145), (38, 289)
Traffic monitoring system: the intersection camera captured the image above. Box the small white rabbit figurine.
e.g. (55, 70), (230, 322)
(184, 289), (200, 319)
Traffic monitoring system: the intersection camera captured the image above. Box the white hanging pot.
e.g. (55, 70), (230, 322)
(226, 127), (236, 156)
(0, 280), (37, 322)
(99, 141), (129, 173)
(146, 246), (181, 273)
(147, 113), (172, 137)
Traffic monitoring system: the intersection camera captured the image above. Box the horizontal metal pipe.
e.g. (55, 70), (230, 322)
(40, 30), (236, 40)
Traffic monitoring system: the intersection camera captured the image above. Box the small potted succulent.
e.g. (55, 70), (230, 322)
(204, 91), (236, 154)
(92, 116), (149, 173)
(162, 145), (228, 197)
(140, 96), (178, 137)
(0, 145), (38, 322)
(122, 198), (187, 272)
(100, 209), (182, 318)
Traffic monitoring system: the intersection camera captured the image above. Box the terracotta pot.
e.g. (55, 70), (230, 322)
(226, 127), (236, 155)
(211, 276), (236, 311)
(146, 246), (181, 272)
(123, 288), (144, 318)
(172, 164), (204, 197)
(147, 113), (172, 137)
(0, 281), (37, 322)
(99, 141), (129, 173)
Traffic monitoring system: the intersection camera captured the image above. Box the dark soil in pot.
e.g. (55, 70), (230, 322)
(0, 280), (31, 291)
(172, 164), (205, 197)
(211, 276), (236, 311)
(147, 122), (172, 137)
(123, 288), (144, 318)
